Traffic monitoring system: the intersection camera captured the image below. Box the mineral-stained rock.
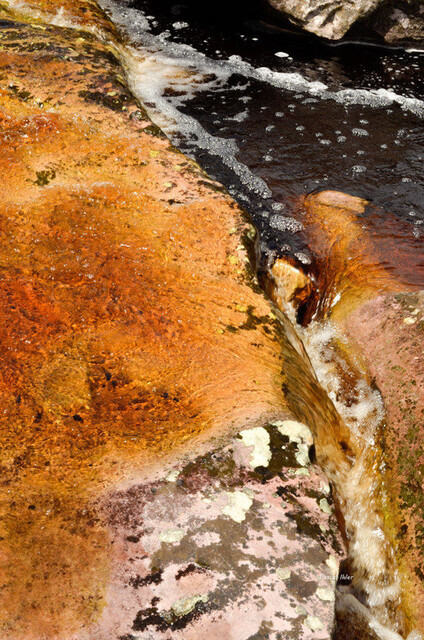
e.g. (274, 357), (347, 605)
(0, 3), (348, 638)
(294, 190), (424, 323)
(287, 190), (424, 634)
(341, 292), (424, 634)
(96, 422), (344, 640)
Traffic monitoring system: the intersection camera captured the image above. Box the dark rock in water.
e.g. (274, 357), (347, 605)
(368, 1), (424, 44)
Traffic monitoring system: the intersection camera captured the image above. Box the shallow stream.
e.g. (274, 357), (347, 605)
(97, 1), (423, 636)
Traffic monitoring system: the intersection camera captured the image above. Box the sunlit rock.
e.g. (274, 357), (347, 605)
(290, 189), (424, 634)
(0, 3), (348, 638)
(96, 423), (344, 640)
(265, 0), (423, 42)
(266, 0), (383, 40)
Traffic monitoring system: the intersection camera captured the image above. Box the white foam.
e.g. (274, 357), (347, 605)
(269, 215), (303, 233)
(99, 0), (424, 120)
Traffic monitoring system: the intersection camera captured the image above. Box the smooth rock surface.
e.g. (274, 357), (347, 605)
(94, 422), (344, 639)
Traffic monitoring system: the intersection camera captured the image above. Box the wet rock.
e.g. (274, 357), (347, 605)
(265, 0), (424, 42)
(341, 292), (424, 634)
(291, 190), (424, 634)
(294, 190), (424, 323)
(97, 422), (344, 640)
(0, 4), (349, 639)
(369, 1), (424, 44)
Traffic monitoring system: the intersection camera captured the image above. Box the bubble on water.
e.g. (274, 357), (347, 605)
(296, 125), (305, 131)
(320, 139), (331, 145)
(266, 125), (275, 132)
(351, 165), (367, 173)
(271, 202), (286, 211)
(352, 128), (369, 137)
(275, 51), (290, 58)
(232, 110), (249, 122)
(172, 21), (189, 30)
(397, 128), (408, 138)
(294, 252), (311, 265)
(269, 216), (303, 233)
(337, 136), (347, 143)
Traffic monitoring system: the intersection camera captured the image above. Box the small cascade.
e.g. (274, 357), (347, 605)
(267, 263), (403, 636)
(96, 1), (423, 636)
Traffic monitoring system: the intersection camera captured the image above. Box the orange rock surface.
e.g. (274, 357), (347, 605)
(293, 190), (424, 323)
(0, 5), (351, 638)
(284, 190), (424, 634)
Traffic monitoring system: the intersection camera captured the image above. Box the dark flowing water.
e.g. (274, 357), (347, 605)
(101, 0), (423, 278)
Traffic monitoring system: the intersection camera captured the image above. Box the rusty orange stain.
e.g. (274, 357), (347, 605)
(0, 6), (294, 636)
(294, 190), (424, 322)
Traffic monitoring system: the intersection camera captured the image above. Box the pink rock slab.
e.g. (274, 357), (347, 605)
(87, 423), (344, 639)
